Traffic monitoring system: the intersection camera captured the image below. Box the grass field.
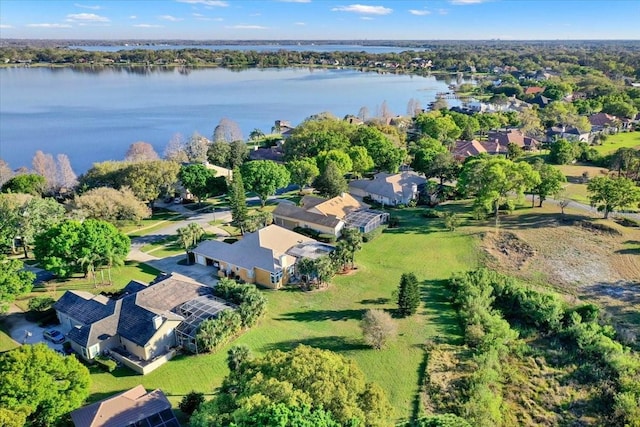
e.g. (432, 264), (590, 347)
(554, 164), (611, 204)
(592, 131), (640, 155)
(89, 206), (479, 422)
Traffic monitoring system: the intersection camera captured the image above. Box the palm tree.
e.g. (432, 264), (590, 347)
(226, 345), (252, 371)
(249, 128), (265, 141)
(187, 222), (205, 247)
(341, 228), (363, 269)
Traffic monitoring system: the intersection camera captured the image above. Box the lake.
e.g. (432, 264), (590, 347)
(0, 66), (465, 173)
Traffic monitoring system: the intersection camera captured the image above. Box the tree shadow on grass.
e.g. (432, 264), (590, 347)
(420, 279), (463, 346)
(616, 240), (640, 255)
(261, 335), (369, 353)
(275, 309), (365, 323)
(359, 297), (390, 305)
(124, 260), (161, 276)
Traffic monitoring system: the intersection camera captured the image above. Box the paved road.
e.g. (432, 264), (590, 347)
(528, 195), (640, 221)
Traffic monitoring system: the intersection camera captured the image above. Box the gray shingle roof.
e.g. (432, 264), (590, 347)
(54, 291), (117, 325)
(58, 274), (214, 349)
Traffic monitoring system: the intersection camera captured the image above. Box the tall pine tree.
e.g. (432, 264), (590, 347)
(397, 272), (420, 316)
(228, 167), (248, 234)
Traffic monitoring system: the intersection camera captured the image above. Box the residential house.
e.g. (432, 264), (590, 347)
(452, 139), (508, 161)
(70, 385), (179, 427)
(349, 171), (426, 206)
(524, 86), (545, 96)
(546, 126), (590, 143)
(273, 193), (387, 236)
(589, 112), (619, 133)
(249, 145), (285, 163)
(487, 129), (541, 151)
(192, 224), (334, 289)
(55, 273), (233, 373)
(530, 95), (552, 108)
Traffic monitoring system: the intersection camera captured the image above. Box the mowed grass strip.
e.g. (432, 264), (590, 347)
(89, 207), (478, 422)
(592, 131), (640, 155)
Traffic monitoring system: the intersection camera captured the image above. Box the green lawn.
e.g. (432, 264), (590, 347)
(592, 131), (640, 155)
(0, 324), (19, 353)
(121, 209), (184, 237)
(89, 207), (479, 422)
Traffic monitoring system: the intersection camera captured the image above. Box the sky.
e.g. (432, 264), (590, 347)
(0, 0), (639, 41)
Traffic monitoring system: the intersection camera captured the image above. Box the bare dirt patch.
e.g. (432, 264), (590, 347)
(479, 208), (640, 341)
(482, 231), (536, 271)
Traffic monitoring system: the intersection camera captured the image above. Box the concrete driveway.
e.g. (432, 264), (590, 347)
(3, 307), (65, 353)
(145, 254), (219, 287)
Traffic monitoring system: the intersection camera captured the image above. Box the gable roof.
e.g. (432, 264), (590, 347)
(273, 202), (342, 229)
(70, 385), (178, 427)
(54, 291), (117, 325)
(58, 274), (214, 348)
(193, 225), (316, 273)
(349, 172), (426, 202)
(524, 86), (544, 95)
(488, 129), (540, 149)
(451, 139), (487, 159)
(310, 193), (365, 219)
(589, 112), (618, 127)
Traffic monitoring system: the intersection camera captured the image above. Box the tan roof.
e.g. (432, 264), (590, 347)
(309, 193), (365, 219)
(453, 139), (487, 159)
(70, 385), (176, 427)
(204, 163), (232, 178)
(194, 225), (316, 273)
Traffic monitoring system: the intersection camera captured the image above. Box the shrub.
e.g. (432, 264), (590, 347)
(362, 225), (387, 242)
(94, 355), (117, 372)
(317, 233), (337, 243)
(179, 391), (205, 417)
(293, 226), (320, 239)
(28, 296), (55, 312)
(422, 209), (441, 218)
(388, 216), (400, 228)
(617, 217), (640, 227)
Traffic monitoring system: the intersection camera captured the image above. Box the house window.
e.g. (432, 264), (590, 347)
(247, 269), (255, 279)
(270, 270), (283, 284)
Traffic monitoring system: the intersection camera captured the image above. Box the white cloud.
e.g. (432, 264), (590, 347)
(74, 3), (101, 10)
(360, 16), (374, 20)
(250, 13), (262, 17)
(438, 8), (448, 15)
(294, 22), (306, 26)
(409, 9), (431, 16)
(176, 0), (228, 6)
(134, 24), (163, 28)
(277, 0), (312, 2)
(0, 24), (13, 29)
(331, 4), (392, 15)
(129, 15), (137, 19)
(27, 23), (72, 28)
(227, 25), (268, 29)
(158, 15), (183, 21)
(66, 13), (109, 22)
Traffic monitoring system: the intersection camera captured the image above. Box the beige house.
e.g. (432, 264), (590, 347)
(54, 273), (232, 373)
(273, 193), (377, 237)
(70, 385), (178, 427)
(349, 172), (426, 206)
(192, 224), (333, 289)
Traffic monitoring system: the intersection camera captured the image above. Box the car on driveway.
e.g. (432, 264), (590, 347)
(43, 329), (65, 344)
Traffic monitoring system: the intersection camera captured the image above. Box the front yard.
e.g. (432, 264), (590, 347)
(88, 206), (480, 422)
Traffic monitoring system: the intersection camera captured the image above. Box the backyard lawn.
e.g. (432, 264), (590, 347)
(89, 206), (480, 422)
(592, 131), (640, 155)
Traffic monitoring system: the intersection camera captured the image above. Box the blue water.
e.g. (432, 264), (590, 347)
(0, 67), (462, 173)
